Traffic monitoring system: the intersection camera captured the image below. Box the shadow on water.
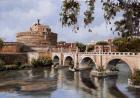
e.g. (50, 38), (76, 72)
(80, 70), (97, 90)
(106, 76), (128, 98)
(127, 87), (140, 98)
(64, 70), (74, 81)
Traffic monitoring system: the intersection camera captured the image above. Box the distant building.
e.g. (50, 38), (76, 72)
(94, 39), (116, 52)
(57, 41), (76, 48)
(87, 39), (116, 52)
(1, 20), (58, 53)
(16, 20), (57, 51)
(1, 42), (24, 53)
(52, 41), (77, 52)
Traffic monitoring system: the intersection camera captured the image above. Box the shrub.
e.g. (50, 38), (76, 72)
(14, 60), (22, 68)
(131, 69), (140, 85)
(0, 59), (5, 70)
(96, 66), (105, 72)
(31, 57), (53, 67)
(20, 64), (32, 69)
(113, 37), (140, 52)
(87, 45), (94, 52)
(0, 59), (5, 66)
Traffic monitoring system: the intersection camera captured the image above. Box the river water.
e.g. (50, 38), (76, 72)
(0, 64), (139, 98)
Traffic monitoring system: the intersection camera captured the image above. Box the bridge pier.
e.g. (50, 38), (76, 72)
(74, 52), (79, 69)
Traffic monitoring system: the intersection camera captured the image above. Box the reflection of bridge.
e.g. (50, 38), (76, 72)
(52, 51), (140, 73)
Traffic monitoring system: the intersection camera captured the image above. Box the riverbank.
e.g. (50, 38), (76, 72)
(0, 64), (52, 71)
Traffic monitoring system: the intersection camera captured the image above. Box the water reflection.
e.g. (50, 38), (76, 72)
(0, 67), (139, 98)
(105, 77), (128, 98)
(27, 70), (33, 79)
(80, 70), (97, 90)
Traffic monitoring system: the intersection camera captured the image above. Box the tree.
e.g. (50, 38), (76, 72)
(58, 41), (66, 44)
(31, 57), (53, 67)
(87, 44), (94, 52)
(131, 69), (140, 85)
(76, 42), (86, 52)
(96, 41), (109, 52)
(0, 38), (4, 50)
(60, 0), (140, 37)
(113, 37), (140, 52)
(96, 41), (109, 46)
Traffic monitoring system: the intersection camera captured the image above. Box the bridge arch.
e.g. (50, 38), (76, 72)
(64, 56), (74, 67)
(79, 57), (96, 69)
(52, 55), (60, 65)
(105, 58), (133, 73)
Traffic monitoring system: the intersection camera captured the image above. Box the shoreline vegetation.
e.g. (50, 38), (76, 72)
(0, 57), (53, 71)
(130, 69), (140, 86)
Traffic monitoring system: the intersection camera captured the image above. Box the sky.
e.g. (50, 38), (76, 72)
(0, 0), (119, 43)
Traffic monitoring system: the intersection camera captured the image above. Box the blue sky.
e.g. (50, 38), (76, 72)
(0, 0), (118, 43)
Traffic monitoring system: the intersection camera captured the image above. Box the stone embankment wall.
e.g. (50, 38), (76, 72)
(0, 53), (28, 65)
(0, 52), (52, 65)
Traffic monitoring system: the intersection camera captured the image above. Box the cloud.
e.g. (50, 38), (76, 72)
(0, 27), (17, 41)
(51, 21), (114, 44)
(0, 0), (56, 41)
(0, 0), (55, 20)
(0, 0), (119, 43)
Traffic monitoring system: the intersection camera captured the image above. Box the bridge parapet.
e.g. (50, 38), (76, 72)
(79, 52), (138, 56)
(63, 52), (76, 55)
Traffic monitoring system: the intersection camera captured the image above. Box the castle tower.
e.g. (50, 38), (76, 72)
(16, 20), (57, 50)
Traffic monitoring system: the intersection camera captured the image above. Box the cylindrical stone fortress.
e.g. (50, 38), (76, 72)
(16, 20), (57, 47)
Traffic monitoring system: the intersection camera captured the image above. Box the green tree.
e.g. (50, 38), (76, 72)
(60, 0), (140, 37)
(96, 41), (109, 46)
(76, 42), (86, 52)
(131, 69), (140, 85)
(96, 41), (109, 52)
(87, 45), (94, 52)
(58, 41), (66, 44)
(0, 38), (4, 50)
(31, 57), (53, 67)
(113, 37), (140, 52)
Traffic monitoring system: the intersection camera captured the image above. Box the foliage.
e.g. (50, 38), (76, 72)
(96, 65), (105, 72)
(60, 0), (140, 37)
(113, 37), (140, 52)
(58, 41), (66, 44)
(0, 59), (5, 67)
(131, 69), (140, 85)
(76, 42), (86, 52)
(103, 0), (140, 37)
(0, 38), (4, 49)
(19, 64), (32, 69)
(60, 0), (80, 32)
(96, 41), (109, 45)
(96, 41), (109, 52)
(14, 60), (22, 67)
(84, 0), (95, 26)
(31, 57), (53, 67)
(87, 45), (94, 52)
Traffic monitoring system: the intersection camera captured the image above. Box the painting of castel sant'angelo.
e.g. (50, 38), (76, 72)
(0, 0), (140, 98)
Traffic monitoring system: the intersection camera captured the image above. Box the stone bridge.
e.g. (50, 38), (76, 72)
(52, 52), (140, 73)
